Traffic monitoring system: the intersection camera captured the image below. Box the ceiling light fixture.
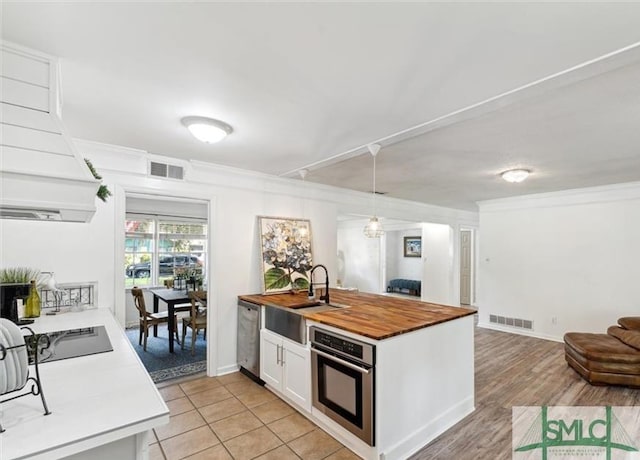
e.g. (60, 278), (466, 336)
(363, 144), (384, 238)
(501, 168), (530, 183)
(181, 116), (233, 144)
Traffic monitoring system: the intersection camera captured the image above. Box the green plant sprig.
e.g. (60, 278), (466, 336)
(84, 158), (112, 202)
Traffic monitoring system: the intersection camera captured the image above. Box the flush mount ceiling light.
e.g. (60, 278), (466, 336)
(501, 169), (530, 183)
(363, 144), (384, 238)
(181, 116), (233, 144)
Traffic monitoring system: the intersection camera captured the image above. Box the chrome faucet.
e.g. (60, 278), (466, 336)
(308, 264), (330, 304)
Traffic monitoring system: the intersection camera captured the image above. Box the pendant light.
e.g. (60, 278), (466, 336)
(298, 169), (309, 237)
(363, 144), (384, 238)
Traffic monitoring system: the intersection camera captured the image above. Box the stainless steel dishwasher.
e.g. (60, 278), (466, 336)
(237, 299), (264, 383)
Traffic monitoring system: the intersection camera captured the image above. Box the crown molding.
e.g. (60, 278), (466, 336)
(478, 181), (640, 213)
(75, 138), (479, 226)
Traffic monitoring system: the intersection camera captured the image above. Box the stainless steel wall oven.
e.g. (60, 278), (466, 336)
(310, 326), (375, 446)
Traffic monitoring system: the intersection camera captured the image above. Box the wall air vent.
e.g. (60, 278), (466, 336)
(149, 161), (184, 180)
(489, 314), (533, 330)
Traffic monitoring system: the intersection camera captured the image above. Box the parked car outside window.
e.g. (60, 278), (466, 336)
(125, 255), (202, 278)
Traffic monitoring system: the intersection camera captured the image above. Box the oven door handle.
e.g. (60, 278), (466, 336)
(312, 348), (372, 375)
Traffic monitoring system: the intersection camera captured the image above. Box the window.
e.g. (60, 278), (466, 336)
(125, 217), (207, 287)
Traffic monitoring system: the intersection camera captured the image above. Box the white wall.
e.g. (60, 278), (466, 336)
(337, 221), (382, 293)
(0, 194), (117, 308)
(421, 223), (454, 305)
(386, 229), (422, 282)
(477, 183), (640, 341)
(1, 139), (477, 375)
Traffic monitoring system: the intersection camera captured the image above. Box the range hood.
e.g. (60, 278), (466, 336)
(0, 41), (100, 223)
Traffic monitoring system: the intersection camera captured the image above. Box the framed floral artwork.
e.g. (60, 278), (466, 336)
(258, 216), (313, 294)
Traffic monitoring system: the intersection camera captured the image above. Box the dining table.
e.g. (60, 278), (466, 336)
(148, 288), (192, 353)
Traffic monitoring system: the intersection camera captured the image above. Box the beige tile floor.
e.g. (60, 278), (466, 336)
(150, 372), (362, 460)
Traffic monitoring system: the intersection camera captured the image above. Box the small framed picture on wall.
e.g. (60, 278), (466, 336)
(404, 236), (422, 257)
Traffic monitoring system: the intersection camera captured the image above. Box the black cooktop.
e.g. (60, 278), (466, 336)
(27, 326), (113, 364)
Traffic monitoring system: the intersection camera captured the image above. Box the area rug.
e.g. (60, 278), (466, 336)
(125, 326), (206, 383)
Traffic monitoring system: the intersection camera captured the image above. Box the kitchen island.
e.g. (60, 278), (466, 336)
(238, 289), (476, 460)
(0, 308), (169, 460)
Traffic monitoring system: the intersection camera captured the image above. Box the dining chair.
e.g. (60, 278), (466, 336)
(131, 287), (180, 351)
(182, 290), (207, 356)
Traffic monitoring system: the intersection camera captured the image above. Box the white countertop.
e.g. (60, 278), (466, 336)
(0, 308), (169, 460)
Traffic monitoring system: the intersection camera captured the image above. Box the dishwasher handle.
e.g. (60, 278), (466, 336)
(238, 299), (260, 311)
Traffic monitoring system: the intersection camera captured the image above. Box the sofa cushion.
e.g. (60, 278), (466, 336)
(607, 326), (640, 351)
(564, 332), (640, 364)
(565, 352), (640, 387)
(618, 317), (640, 331)
(565, 343), (640, 374)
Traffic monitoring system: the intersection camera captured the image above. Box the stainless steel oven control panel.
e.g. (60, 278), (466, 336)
(310, 327), (374, 366)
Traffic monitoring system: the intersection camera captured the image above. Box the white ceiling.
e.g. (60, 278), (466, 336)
(3, 2), (640, 211)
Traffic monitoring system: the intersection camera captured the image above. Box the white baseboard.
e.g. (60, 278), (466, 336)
(301, 395), (475, 460)
(477, 321), (564, 343)
(382, 395), (475, 460)
(308, 407), (377, 460)
(215, 363), (239, 376)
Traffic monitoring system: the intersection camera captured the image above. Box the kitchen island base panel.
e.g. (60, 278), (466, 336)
(382, 398), (475, 460)
(305, 314), (475, 460)
(376, 315), (475, 460)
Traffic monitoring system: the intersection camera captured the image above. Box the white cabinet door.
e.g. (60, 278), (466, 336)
(260, 330), (283, 388)
(260, 329), (311, 412)
(282, 341), (311, 411)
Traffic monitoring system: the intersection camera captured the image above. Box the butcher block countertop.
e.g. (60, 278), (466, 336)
(238, 289), (475, 340)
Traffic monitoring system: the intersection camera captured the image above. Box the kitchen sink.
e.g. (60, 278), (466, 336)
(294, 303), (349, 314)
(265, 304), (307, 343)
(264, 302), (350, 343)
(288, 300), (350, 311)
(326, 302), (349, 309)
(288, 301), (322, 309)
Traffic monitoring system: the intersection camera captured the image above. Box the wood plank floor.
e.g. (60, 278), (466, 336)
(409, 324), (640, 460)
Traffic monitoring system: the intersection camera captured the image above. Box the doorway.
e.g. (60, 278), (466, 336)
(123, 193), (210, 383)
